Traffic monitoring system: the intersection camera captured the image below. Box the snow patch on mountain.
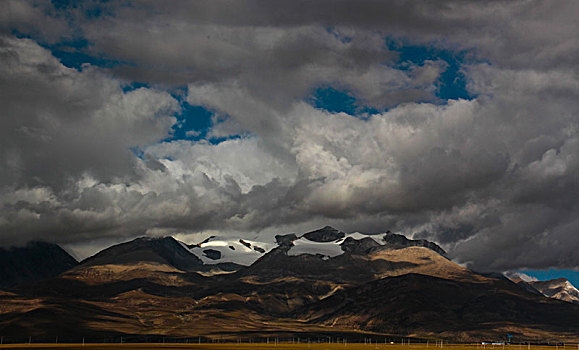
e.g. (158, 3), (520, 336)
(178, 227), (445, 267)
(287, 238), (344, 257)
(186, 236), (276, 266)
(526, 278), (579, 304)
(287, 231), (383, 258)
(336, 232), (384, 244)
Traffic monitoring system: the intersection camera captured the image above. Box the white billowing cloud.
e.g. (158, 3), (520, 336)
(146, 137), (297, 193)
(177, 59), (579, 271)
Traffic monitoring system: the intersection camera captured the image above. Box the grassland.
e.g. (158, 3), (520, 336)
(0, 343), (576, 350)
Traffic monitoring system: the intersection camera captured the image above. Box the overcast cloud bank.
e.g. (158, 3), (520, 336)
(0, 0), (578, 272)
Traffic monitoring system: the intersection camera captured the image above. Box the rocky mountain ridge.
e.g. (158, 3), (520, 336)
(529, 278), (579, 304)
(0, 227), (578, 343)
(0, 241), (78, 288)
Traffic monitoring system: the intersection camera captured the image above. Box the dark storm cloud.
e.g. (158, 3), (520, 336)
(0, 0), (578, 274)
(72, 1), (579, 78)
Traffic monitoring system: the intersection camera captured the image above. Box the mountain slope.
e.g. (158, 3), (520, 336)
(67, 236), (242, 284)
(186, 235), (275, 266)
(382, 231), (447, 256)
(178, 226), (448, 269)
(225, 229), (490, 318)
(0, 241), (78, 288)
(1, 228), (579, 343)
(238, 226), (470, 284)
(530, 278), (579, 304)
(80, 236), (204, 270)
(298, 273), (579, 341)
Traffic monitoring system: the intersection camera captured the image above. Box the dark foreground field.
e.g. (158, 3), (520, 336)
(0, 344), (576, 350)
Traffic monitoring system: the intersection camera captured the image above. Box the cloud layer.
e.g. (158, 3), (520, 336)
(0, 0), (578, 272)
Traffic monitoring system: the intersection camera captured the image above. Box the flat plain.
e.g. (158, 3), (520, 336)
(0, 343), (574, 350)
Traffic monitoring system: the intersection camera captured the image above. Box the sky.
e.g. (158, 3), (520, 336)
(0, 1), (578, 281)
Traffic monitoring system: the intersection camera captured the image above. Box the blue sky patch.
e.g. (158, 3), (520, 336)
(307, 39), (475, 116)
(207, 134), (244, 145)
(520, 269), (579, 288)
(51, 0), (114, 18)
(12, 27), (124, 71)
(308, 86), (378, 117)
(43, 39), (125, 70)
(386, 38), (473, 101)
(122, 81), (150, 93)
(164, 99), (214, 142)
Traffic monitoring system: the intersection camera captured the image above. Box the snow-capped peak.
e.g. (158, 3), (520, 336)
(527, 277), (579, 305)
(185, 236), (276, 266)
(177, 227), (446, 268)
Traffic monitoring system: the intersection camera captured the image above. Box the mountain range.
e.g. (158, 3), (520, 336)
(511, 277), (579, 305)
(0, 241), (78, 288)
(529, 278), (579, 304)
(1, 226), (578, 343)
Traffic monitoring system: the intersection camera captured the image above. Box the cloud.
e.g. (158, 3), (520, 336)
(0, 1), (69, 42)
(0, 1), (578, 273)
(0, 36), (179, 244)
(0, 36), (179, 189)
